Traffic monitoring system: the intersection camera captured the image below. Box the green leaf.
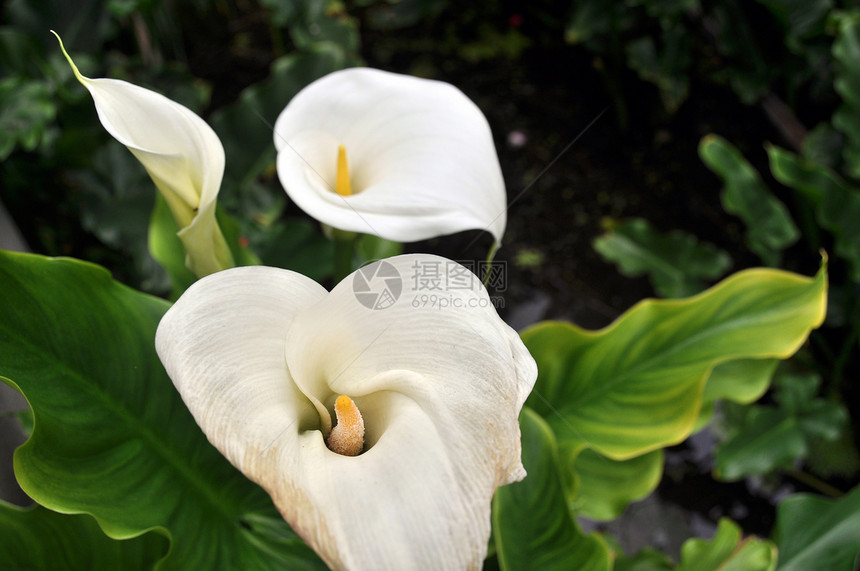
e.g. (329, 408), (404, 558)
(767, 145), (860, 281)
(216, 205), (262, 268)
(148, 192), (197, 299)
(714, 374), (849, 481)
(0, 502), (168, 569)
(804, 425), (860, 480)
(773, 483), (860, 570)
(708, 2), (771, 104)
(802, 123), (842, 170)
(699, 135), (799, 266)
(493, 408), (611, 571)
(570, 448), (663, 521)
(356, 234), (403, 264)
(677, 518), (776, 571)
(521, 264), (826, 462)
(564, 0), (627, 46)
(0, 77), (58, 159)
(0, 250), (325, 570)
(695, 358), (778, 430)
(625, 27), (691, 114)
(71, 142), (169, 294)
(614, 548), (674, 571)
(831, 11), (860, 180)
(593, 218), (732, 298)
(757, 0), (830, 51)
(255, 218), (334, 282)
(288, 2), (359, 57)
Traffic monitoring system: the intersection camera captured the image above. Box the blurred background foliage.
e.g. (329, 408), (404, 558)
(1, 0), (859, 566)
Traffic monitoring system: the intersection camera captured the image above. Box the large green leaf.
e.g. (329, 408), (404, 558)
(832, 11), (860, 180)
(0, 250), (325, 570)
(521, 263), (826, 461)
(695, 358), (778, 430)
(767, 145), (860, 281)
(493, 408), (611, 571)
(714, 373), (848, 481)
(0, 501), (168, 569)
(570, 448), (663, 521)
(773, 483), (860, 570)
(699, 135), (799, 266)
(593, 217), (732, 298)
(677, 518), (776, 571)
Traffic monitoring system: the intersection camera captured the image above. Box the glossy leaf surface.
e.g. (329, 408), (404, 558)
(521, 264), (826, 460)
(493, 408), (611, 571)
(0, 502), (168, 570)
(773, 483), (860, 570)
(0, 250), (324, 570)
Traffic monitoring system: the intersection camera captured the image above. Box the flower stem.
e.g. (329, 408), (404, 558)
(482, 242), (500, 288)
(787, 468), (845, 498)
(333, 229), (358, 282)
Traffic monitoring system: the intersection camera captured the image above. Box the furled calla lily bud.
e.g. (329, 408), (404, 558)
(273, 68), (508, 246)
(54, 32), (233, 278)
(155, 254), (536, 569)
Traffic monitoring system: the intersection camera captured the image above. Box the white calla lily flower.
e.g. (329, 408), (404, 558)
(55, 33), (233, 278)
(155, 254), (536, 569)
(273, 68), (508, 245)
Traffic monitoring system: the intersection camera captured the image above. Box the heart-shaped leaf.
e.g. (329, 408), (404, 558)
(570, 448), (663, 521)
(493, 408), (611, 570)
(773, 483), (860, 570)
(0, 250), (324, 570)
(0, 501), (168, 569)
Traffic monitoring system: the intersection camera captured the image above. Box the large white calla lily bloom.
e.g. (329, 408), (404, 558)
(155, 254), (536, 569)
(55, 33), (232, 278)
(273, 68), (508, 245)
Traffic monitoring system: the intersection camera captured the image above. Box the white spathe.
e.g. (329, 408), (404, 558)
(273, 68), (508, 245)
(55, 33), (232, 278)
(155, 254), (536, 570)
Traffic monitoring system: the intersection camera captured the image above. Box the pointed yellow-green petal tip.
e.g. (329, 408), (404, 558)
(51, 30), (87, 84)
